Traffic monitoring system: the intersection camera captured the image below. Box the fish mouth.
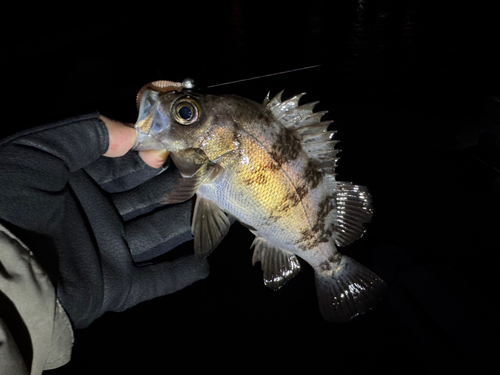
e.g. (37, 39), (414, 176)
(133, 89), (174, 151)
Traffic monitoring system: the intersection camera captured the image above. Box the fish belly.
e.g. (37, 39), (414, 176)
(197, 168), (309, 254)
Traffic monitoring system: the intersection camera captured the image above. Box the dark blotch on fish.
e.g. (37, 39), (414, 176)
(303, 160), (323, 189)
(264, 158), (281, 172)
(318, 255), (341, 271)
(240, 158), (281, 186)
(317, 194), (334, 219)
(299, 228), (315, 248)
(269, 127), (302, 166)
(297, 194), (333, 250)
(287, 182), (309, 209)
(295, 183), (309, 201)
(274, 182), (309, 216)
(318, 260), (332, 272)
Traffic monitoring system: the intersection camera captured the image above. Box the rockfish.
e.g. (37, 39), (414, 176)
(133, 79), (386, 322)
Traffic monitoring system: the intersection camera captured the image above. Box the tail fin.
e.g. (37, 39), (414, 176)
(314, 255), (386, 322)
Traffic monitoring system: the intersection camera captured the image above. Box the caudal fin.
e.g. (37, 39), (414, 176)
(314, 255), (386, 322)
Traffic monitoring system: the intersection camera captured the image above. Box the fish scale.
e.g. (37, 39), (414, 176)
(204, 131), (311, 251)
(133, 82), (386, 322)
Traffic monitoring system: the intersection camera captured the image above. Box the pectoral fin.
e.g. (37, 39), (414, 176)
(192, 196), (230, 260)
(251, 237), (301, 290)
(164, 161), (223, 204)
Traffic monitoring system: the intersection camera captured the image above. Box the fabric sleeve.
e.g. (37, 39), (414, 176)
(0, 224), (74, 375)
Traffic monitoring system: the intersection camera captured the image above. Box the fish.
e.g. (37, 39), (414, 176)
(132, 79), (386, 322)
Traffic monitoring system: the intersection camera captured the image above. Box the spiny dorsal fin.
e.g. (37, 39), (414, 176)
(265, 91), (339, 176)
(251, 237), (301, 290)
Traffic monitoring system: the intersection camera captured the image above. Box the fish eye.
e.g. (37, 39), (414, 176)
(172, 97), (201, 125)
(178, 105), (192, 120)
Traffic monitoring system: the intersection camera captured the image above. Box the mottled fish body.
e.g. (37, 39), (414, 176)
(134, 81), (386, 322)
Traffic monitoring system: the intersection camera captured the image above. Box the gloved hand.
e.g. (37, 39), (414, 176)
(0, 112), (208, 329)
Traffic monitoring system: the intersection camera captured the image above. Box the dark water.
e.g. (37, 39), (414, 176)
(3, 1), (499, 373)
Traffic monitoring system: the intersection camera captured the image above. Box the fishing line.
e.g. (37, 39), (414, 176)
(206, 64), (322, 88)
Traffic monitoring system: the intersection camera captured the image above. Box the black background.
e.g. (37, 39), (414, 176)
(3, 0), (499, 373)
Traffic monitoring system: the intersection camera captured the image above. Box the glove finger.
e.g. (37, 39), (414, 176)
(112, 163), (187, 220)
(118, 255), (209, 312)
(124, 199), (194, 263)
(84, 150), (169, 193)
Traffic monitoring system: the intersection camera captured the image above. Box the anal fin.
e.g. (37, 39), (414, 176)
(251, 237), (301, 290)
(315, 255), (386, 322)
(192, 196), (230, 260)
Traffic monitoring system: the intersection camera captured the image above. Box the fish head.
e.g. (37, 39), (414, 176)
(134, 88), (209, 153)
(134, 85), (264, 169)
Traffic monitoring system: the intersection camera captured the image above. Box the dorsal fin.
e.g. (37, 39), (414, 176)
(265, 91), (339, 176)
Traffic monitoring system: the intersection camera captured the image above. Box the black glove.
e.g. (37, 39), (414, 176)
(0, 112), (208, 329)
